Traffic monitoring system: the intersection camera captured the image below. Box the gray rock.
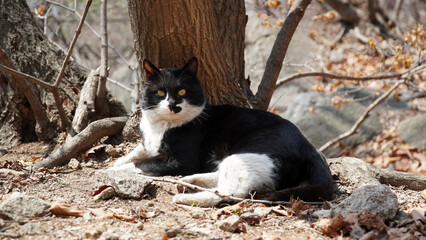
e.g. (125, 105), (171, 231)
(330, 185), (399, 221)
(217, 215), (241, 232)
(94, 170), (152, 199)
(0, 193), (51, 220)
(398, 113), (426, 150)
(284, 92), (383, 157)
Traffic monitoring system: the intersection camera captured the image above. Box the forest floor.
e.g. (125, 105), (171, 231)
(0, 141), (425, 240)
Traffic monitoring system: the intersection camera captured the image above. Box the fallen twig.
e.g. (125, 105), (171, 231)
(145, 176), (330, 206)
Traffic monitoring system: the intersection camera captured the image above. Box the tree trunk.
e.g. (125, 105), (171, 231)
(0, 0), (87, 146)
(127, 0), (250, 107)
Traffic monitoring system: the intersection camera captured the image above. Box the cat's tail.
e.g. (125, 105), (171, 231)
(265, 148), (335, 202)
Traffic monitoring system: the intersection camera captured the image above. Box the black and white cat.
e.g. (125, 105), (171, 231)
(110, 57), (334, 206)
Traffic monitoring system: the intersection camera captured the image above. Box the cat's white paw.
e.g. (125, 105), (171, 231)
(107, 162), (143, 174)
(113, 156), (132, 167)
(173, 192), (222, 207)
(179, 172), (218, 189)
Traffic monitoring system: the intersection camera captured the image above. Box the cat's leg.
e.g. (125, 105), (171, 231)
(173, 153), (276, 207)
(108, 143), (149, 172)
(179, 171), (219, 189)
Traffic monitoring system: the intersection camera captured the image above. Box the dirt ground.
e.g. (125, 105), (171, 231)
(0, 142), (425, 240)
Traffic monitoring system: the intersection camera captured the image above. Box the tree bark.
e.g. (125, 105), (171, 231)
(0, 0), (87, 143)
(127, 0), (249, 107)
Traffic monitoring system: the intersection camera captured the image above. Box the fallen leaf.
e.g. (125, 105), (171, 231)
(85, 144), (108, 156)
(421, 190), (426, 200)
(288, 197), (307, 214)
(313, 215), (351, 237)
(91, 185), (112, 196)
(211, 203), (245, 219)
(271, 206), (292, 217)
(410, 207), (426, 222)
(104, 211), (137, 223)
(87, 207), (107, 217)
(50, 201), (84, 217)
(357, 211), (387, 232)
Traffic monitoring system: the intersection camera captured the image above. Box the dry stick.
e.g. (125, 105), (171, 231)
(319, 79), (406, 152)
(274, 65), (425, 89)
(145, 176), (328, 206)
(33, 116), (128, 170)
(51, 0), (92, 130)
(255, 0), (311, 110)
(95, 0), (108, 113)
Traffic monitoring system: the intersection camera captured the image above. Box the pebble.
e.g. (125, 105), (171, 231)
(217, 215), (241, 233)
(68, 158), (80, 169)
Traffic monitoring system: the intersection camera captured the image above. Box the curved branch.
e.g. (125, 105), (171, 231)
(319, 79), (405, 152)
(254, 0), (312, 110)
(33, 116), (128, 170)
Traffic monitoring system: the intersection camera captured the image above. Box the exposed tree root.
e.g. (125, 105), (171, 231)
(33, 116), (128, 170)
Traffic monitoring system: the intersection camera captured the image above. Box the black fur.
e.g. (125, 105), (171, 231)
(137, 57), (334, 201)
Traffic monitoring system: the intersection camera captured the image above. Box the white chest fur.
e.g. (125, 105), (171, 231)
(140, 113), (169, 156)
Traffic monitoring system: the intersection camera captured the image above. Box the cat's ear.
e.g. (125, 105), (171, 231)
(143, 59), (160, 77)
(182, 57), (198, 76)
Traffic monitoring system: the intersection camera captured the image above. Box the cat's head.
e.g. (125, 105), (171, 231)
(141, 57), (206, 126)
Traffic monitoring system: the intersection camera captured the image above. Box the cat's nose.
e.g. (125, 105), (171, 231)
(168, 105), (182, 113)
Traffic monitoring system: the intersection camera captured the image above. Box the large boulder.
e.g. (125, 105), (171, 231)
(284, 92), (383, 157)
(398, 113), (426, 150)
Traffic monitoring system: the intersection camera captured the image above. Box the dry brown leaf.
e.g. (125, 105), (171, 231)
(288, 197), (307, 214)
(421, 190), (426, 200)
(210, 203), (245, 219)
(104, 211), (137, 223)
(313, 215), (351, 237)
(87, 207), (106, 217)
(50, 201), (84, 217)
(91, 185), (112, 197)
(85, 144), (108, 156)
(271, 206), (292, 217)
(357, 211), (387, 232)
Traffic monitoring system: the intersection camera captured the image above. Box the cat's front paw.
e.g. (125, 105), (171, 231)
(112, 156), (132, 167)
(172, 192), (221, 207)
(107, 162), (143, 174)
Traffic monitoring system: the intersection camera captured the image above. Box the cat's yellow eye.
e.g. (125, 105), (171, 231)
(157, 90), (166, 97)
(178, 89), (186, 96)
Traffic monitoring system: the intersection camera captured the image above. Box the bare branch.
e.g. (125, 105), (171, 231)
(319, 79), (405, 152)
(254, 0), (312, 110)
(33, 116), (128, 170)
(96, 0), (108, 112)
(53, 0), (92, 89)
(0, 63), (54, 90)
(275, 65), (426, 89)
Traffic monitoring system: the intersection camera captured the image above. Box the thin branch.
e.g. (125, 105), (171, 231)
(145, 176), (329, 206)
(53, 0), (92, 89)
(0, 63), (54, 90)
(319, 79), (405, 152)
(43, 0), (135, 71)
(254, 0), (312, 110)
(96, 0), (108, 112)
(275, 65), (425, 89)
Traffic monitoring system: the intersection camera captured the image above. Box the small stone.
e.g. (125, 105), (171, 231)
(0, 193), (51, 220)
(85, 161), (95, 168)
(165, 227), (181, 238)
(105, 145), (119, 158)
(136, 222), (144, 230)
(84, 226), (104, 239)
(240, 211), (261, 225)
(68, 158), (80, 169)
(217, 215), (241, 232)
(93, 187), (115, 201)
(99, 231), (120, 240)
